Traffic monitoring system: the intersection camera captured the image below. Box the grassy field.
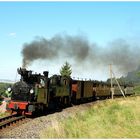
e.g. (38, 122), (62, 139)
(0, 82), (11, 92)
(40, 96), (140, 138)
(134, 85), (140, 95)
(0, 112), (9, 118)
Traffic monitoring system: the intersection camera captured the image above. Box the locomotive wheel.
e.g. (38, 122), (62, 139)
(67, 96), (71, 106)
(41, 104), (44, 112)
(64, 97), (67, 106)
(17, 111), (22, 116)
(61, 97), (65, 107)
(38, 104), (44, 115)
(71, 93), (76, 105)
(65, 96), (69, 107)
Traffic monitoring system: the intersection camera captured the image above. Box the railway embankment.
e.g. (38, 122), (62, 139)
(0, 96), (140, 138)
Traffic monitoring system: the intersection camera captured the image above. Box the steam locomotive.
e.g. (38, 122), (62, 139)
(6, 68), (134, 116)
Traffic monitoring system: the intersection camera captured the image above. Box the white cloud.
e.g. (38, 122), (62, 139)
(8, 32), (16, 37)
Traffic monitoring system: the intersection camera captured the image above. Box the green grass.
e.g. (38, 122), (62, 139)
(0, 112), (10, 118)
(134, 85), (140, 95)
(0, 82), (12, 97)
(40, 96), (140, 138)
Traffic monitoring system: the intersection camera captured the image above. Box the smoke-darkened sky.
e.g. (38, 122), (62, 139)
(22, 35), (140, 78)
(1, 2), (140, 80)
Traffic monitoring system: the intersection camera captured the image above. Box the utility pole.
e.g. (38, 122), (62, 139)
(109, 64), (125, 99)
(112, 71), (126, 98)
(109, 64), (113, 99)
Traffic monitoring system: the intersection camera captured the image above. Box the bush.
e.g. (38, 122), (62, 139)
(0, 83), (12, 97)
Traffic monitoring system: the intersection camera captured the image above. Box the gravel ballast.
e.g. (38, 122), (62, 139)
(0, 102), (96, 139)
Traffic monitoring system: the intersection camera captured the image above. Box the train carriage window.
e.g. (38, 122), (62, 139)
(64, 79), (67, 85)
(60, 77), (70, 86)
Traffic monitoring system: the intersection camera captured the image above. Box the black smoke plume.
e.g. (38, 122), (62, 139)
(21, 34), (140, 75)
(22, 35), (92, 67)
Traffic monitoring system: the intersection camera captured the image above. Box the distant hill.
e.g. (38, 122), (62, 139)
(106, 65), (140, 85)
(125, 66), (140, 83)
(0, 79), (15, 83)
(124, 65), (140, 84)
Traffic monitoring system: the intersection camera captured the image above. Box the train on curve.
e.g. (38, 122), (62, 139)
(6, 68), (134, 116)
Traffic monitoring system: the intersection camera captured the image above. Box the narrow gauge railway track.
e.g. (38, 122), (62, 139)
(0, 114), (17, 122)
(0, 114), (26, 129)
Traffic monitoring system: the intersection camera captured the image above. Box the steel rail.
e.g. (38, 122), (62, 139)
(0, 114), (17, 122)
(0, 115), (25, 129)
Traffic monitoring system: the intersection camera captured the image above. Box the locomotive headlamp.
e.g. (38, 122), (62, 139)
(30, 89), (34, 94)
(7, 87), (11, 92)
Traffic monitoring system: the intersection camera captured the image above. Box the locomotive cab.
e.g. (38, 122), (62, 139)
(49, 75), (71, 108)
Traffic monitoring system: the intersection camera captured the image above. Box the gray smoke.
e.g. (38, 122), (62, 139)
(22, 35), (92, 67)
(100, 39), (140, 73)
(21, 35), (140, 75)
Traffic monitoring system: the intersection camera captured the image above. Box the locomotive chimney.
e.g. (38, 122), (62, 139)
(17, 67), (33, 81)
(43, 71), (49, 78)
